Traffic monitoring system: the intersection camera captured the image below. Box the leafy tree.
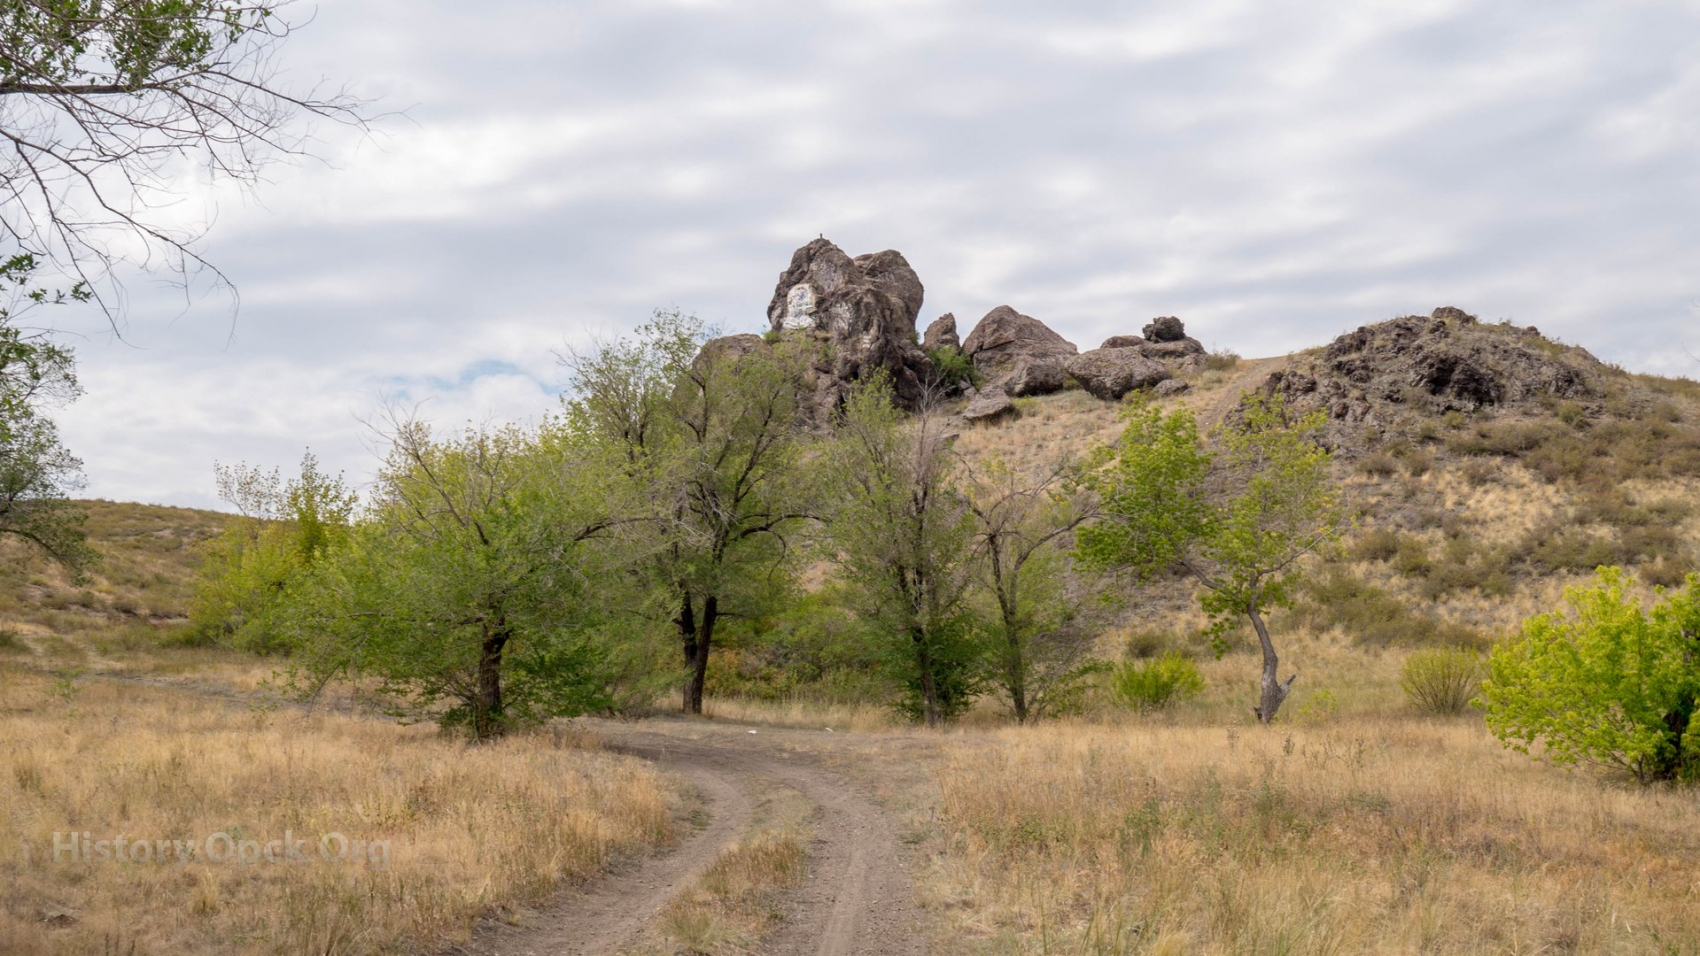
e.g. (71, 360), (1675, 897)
(0, 253), (90, 566)
(1078, 395), (1344, 723)
(279, 417), (637, 740)
(827, 378), (981, 726)
(189, 449), (355, 651)
(962, 455), (1101, 723)
(1481, 568), (1700, 783)
(566, 312), (813, 715)
(0, 0), (365, 301)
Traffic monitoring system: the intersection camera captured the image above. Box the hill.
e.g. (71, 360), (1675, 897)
(0, 499), (231, 664)
(953, 307), (1700, 649)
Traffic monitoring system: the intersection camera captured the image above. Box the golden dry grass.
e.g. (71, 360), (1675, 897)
(630, 786), (812, 955)
(926, 716), (1700, 955)
(0, 667), (678, 956)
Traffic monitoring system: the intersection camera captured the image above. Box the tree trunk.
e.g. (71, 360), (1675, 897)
(914, 628), (941, 728)
(474, 623), (509, 740)
(1248, 603), (1295, 724)
(1007, 641), (1029, 725)
(678, 591), (717, 716)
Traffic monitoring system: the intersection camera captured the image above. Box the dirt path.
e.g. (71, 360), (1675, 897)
(455, 719), (926, 956)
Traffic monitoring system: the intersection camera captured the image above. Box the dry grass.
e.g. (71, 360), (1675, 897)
(631, 786), (812, 955)
(926, 717), (1700, 954)
(0, 667), (678, 956)
(698, 694), (900, 733)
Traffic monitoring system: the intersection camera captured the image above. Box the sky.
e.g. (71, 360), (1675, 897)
(39, 0), (1700, 510)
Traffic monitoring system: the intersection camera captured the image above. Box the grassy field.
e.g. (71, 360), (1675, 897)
(0, 667), (681, 956)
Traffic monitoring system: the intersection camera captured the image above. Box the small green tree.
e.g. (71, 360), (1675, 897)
(1481, 568), (1700, 783)
(278, 418), (636, 739)
(190, 450), (356, 651)
(566, 312), (813, 715)
(826, 378), (982, 726)
(1077, 395), (1344, 723)
(962, 455), (1101, 724)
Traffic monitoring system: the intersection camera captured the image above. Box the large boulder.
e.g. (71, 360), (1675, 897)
(694, 333), (768, 369)
(962, 387), (1016, 423)
(923, 313), (960, 352)
(962, 305), (1078, 397)
(1101, 334), (1145, 349)
(1066, 348), (1170, 401)
(1142, 316), (1187, 342)
(765, 238), (935, 415)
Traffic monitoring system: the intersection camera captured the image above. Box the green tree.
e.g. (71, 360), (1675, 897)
(0, 253), (91, 566)
(0, 1), (364, 298)
(279, 417), (636, 740)
(1078, 395), (1344, 724)
(827, 378), (981, 726)
(566, 312), (813, 715)
(189, 449), (356, 650)
(962, 455), (1101, 724)
(1481, 568), (1700, 783)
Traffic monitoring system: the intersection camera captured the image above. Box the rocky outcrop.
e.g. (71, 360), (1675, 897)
(1142, 316), (1187, 342)
(962, 388), (1016, 423)
(962, 306), (1078, 397)
(1101, 335), (1145, 349)
(694, 333), (768, 369)
(1261, 308), (1602, 441)
(765, 238), (936, 416)
(1065, 348), (1170, 401)
(923, 313), (960, 352)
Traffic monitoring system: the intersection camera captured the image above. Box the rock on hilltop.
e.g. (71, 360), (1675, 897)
(1264, 306), (1603, 436)
(761, 237), (939, 417)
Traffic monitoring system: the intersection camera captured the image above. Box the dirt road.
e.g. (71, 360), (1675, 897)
(456, 718), (927, 956)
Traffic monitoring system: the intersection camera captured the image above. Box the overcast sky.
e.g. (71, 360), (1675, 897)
(45, 0), (1700, 510)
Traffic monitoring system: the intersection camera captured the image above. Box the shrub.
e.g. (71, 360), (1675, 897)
(925, 345), (980, 388)
(1392, 536), (1432, 577)
(1358, 453), (1400, 478)
(1350, 527), (1403, 563)
(1401, 647), (1482, 716)
(1459, 459), (1499, 487)
(1481, 568), (1700, 783)
(1203, 349), (1240, 372)
(1111, 652), (1204, 711)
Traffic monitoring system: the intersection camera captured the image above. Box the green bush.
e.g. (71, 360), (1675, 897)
(1481, 568), (1700, 783)
(1111, 652), (1204, 711)
(925, 345), (980, 388)
(1401, 647), (1482, 716)
(1294, 568), (1492, 650)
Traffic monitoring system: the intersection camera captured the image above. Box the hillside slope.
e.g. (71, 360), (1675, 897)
(0, 499), (230, 661)
(956, 309), (1700, 647)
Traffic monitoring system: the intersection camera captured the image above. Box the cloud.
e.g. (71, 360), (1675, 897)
(45, 0), (1700, 507)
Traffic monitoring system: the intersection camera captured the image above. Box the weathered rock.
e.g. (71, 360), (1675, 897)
(1101, 335), (1145, 349)
(962, 388), (1016, 423)
(1432, 305), (1477, 325)
(1154, 379), (1191, 398)
(923, 313), (960, 352)
(694, 333), (768, 369)
(1065, 348), (1170, 401)
(961, 306), (1077, 396)
(764, 237), (935, 415)
(1142, 316), (1187, 343)
(1140, 337), (1207, 360)
(996, 358), (1072, 397)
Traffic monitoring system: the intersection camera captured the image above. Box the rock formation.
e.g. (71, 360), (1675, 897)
(962, 388), (1016, 423)
(1065, 348), (1170, 401)
(1260, 308), (1601, 440)
(923, 313), (960, 352)
(961, 306), (1078, 397)
(763, 238), (937, 415)
(1142, 316), (1187, 342)
(1101, 335), (1145, 349)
